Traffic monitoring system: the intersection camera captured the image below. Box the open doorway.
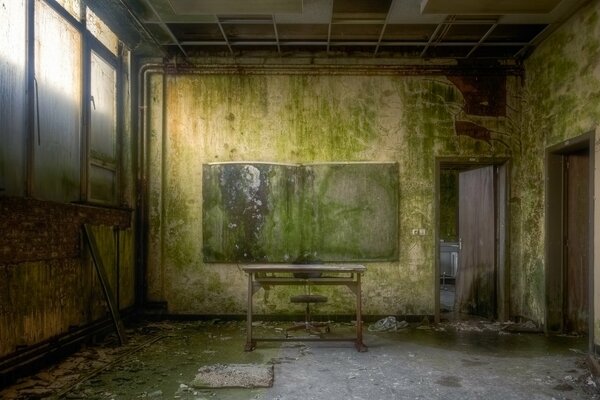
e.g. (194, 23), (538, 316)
(546, 133), (594, 345)
(435, 159), (509, 322)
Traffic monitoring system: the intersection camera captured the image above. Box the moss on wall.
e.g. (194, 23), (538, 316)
(515, 0), (600, 328)
(147, 71), (512, 316)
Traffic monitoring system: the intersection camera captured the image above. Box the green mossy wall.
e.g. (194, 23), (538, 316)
(202, 162), (399, 263)
(519, 0), (600, 332)
(147, 72), (514, 316)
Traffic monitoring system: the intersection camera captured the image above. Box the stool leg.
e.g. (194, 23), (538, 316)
(305, 302), (311, 328)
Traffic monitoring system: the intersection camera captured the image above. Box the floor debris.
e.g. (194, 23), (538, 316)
(0, 320), (598, 399)
(368, 316), (409, 332)
(191, 364), (274, 388)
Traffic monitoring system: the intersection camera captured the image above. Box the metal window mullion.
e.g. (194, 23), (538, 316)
(116, 42), (124, 206)
(42, 0), (84, 31)
(26, 0), (35, 197)
(82, 27), (91, 202)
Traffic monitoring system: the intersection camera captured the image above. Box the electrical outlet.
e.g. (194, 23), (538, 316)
(411, 229), (419, 235)
(419, 228), (426, 235)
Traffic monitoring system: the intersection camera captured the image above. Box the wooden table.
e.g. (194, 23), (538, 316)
(242, 264), (368, 352)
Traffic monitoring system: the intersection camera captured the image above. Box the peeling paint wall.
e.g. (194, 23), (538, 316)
(521, 0), (600, 337)
(146, 71), (515, 317)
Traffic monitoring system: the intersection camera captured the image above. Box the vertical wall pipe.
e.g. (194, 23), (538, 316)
(135, 62), (164, 309)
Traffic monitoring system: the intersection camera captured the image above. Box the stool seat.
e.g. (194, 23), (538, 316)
(290, 294), (328, 304)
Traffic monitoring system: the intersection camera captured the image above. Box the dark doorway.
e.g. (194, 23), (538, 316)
(436, 160), (509, 322)
(546, 136), (593, 338)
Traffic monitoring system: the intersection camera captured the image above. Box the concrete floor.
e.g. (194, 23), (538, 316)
(1, 320), (599, 399)
(440, 283), (456, 312)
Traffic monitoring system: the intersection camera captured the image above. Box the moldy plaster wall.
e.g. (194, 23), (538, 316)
(520, 0), (600, 337)
(145, 69), (519, 317)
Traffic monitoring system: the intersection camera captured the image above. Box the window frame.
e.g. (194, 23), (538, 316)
(33, 0), (124, 206)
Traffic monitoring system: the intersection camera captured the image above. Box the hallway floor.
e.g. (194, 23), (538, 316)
(1, 320), (598, 399)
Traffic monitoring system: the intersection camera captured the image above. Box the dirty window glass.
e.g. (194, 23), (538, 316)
(34, 0), (82, 202)
(55, 0), (82, 21)
(89, 51), (117, 204)
(0, 0), (27, 196)
(86, 7), (119, 55)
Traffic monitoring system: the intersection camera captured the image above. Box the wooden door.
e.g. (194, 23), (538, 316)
(564, 151), (589, 334)
(455, 166), (496, 318)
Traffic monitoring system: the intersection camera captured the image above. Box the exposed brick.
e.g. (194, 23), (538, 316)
(0, 197), (132, 264)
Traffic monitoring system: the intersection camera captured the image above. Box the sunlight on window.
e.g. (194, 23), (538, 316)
(55, 0), (81, 21)
(0, 0), (27, 196)
(35, 0), (82, 98)
(0, 0), (26, 66)
(87, 7), (119, 55)
(90, 52), (117, 162)
(33, 0), (82, 202)
(89, 52), (117, 204)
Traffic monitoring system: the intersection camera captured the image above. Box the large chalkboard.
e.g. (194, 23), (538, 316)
(202, 162), (398, 263)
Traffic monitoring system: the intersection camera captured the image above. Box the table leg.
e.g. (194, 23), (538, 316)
(245, 272), (256, 351)
(355, 273), (368, 352)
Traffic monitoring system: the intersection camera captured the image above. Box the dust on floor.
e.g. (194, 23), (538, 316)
(0, 319), (598, 400)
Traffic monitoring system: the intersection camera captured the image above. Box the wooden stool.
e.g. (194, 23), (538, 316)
(285, 294), (330, 336)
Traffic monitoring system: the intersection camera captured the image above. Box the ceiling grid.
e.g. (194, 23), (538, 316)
(128, 0), (590, 59)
